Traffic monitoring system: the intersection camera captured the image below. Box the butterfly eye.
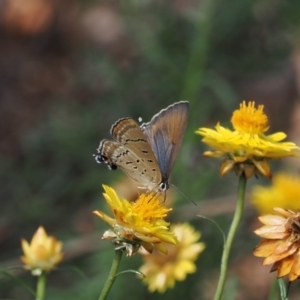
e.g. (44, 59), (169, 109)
(159, 182), (169, 191)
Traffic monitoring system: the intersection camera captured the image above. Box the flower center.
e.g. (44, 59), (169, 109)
(290, 215), (300, 236)
(231, 101), (269, 134)
(133, 193), (171, 222)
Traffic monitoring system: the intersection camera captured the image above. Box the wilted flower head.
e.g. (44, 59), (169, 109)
(196, 101), (299, 178)
(254, 208), (300, 281)
(93, 185), (178, 256)
(252, 172), (300, 214)
(21, 226), (63, 275)
(139, 223), (205, 293)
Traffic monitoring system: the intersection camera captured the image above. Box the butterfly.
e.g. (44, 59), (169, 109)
(94, 101), (189, 192)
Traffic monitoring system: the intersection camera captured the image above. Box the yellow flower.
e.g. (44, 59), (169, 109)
(93, 185), (178, 256)
(254, 208), (300, 281)
(21, 226), (63, 275)
(139, 223), (205, 293)
(252, 172), (300, 214)
(196, 101), (299, 178)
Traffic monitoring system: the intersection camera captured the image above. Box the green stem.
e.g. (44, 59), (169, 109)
(213, 174), (247, 300)
(278, 278), (289, 300)
(36, 272), (46, 300)
(268, 275), (280, 300)
(98, 250), (123, 300)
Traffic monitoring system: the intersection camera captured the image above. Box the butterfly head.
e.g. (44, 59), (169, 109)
(159, 181), (169, 192)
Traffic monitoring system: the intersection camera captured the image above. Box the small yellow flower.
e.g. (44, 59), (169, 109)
(21, 226), (63, 275)
(139, 223), (205, 293)
(196, 101), (299, 178)
(254, 208), (300, 281)
(252, 172), (300, 214)
(93, 185), (178, 256)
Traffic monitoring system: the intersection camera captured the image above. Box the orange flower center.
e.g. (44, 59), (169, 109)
(231, 101), (269, 134)
(132, 193), (171, 222)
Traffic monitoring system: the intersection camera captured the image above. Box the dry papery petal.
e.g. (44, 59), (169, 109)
(252, 159), (272, 178)
(254, 239), (283, 257)
(273, 207), (295, 218)
(263, 243), (298, 265)
(271, 255), (294, 278)
(254, 225), (289, 239)
(289, 251), (300, 281)
(258, 214), (287, 226)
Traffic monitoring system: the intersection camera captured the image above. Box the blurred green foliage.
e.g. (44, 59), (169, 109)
(1, 0), (300, 299)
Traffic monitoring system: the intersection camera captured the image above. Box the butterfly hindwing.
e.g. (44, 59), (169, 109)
(97, 118), (162, 190)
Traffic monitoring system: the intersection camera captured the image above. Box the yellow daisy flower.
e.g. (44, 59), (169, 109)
(196, 101), (299, 178)
(139, 223), (205, 293)
(21, 226), (63, 275)
(254, 208), (300, 281)
(252, 172), (300, 214)
(93, 185), (178, 256)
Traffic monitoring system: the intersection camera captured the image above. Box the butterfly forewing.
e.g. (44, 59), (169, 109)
(141, 101), (189, 181)
(97, 118), (162, 190)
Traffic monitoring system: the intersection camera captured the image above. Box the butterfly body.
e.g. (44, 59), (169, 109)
(95, 101), (189, 192)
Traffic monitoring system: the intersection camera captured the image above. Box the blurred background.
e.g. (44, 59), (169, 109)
(1, 0), (300, 299)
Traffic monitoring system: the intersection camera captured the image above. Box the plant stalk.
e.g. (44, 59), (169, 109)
(98, 250), (123, 300)
(213, 173), (247, 300)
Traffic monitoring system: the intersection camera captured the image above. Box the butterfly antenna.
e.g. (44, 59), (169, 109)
(146, 189), (167, 203)
(170, 184), (197, 206)
(145, 189), (159, 203)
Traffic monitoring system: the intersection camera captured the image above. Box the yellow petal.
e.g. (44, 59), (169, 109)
(264, 242), (297, 265)
(276, 256), (294, 278)
(93, 210), (116, 227)
(174, 260), (195, 280)
(21, 239), (31, 257)
(155, 242), (168, 255)
(254, 239), (283, 257)
(268, 132), (287, 142)
(289, 251), (300, 281)
(31, 227), (47, 247)
(135, 233), (161, 244)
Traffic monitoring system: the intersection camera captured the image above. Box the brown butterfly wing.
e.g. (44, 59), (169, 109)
(97, 118), (162, 190)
